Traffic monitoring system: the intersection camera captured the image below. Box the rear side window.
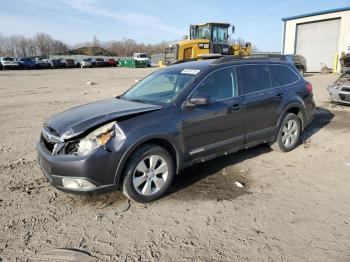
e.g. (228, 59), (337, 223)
(238, 64), (272, 93)
(192, 67), (237, 101)
(271, 65), (299, 87)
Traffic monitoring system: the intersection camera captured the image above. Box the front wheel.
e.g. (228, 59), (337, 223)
(270, 113), (302, 152)
(122, 144), (174, 203)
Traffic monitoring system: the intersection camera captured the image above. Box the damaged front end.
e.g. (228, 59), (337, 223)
(38, 120), (127, 192)
(40, 121), (125, 156)
(327, 70), (350, 105)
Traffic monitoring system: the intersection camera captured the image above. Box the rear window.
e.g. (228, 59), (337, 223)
(238, 64), (272, 93)
(271, 65), (299, 87)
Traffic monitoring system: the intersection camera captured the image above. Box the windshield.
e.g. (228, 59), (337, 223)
(191, 26), (211, 40)
(121, 69), (196, 104)
(212, 26), (228, 43)
(3, 57), (14, 61)
(139, 54), (148, 58)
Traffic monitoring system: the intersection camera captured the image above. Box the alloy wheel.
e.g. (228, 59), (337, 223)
(132, 155), (169, 196)
(281, 119), (299, 148)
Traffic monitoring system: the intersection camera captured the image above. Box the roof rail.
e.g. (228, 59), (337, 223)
(169, 54), (223, 65)
(212, 54), (287, 64)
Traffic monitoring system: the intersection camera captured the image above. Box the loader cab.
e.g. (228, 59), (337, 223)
(190, 23), (231, 54)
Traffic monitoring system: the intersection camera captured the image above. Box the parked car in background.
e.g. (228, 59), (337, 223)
(35, 59), (51, 69)
(37, 56), (315, 202)
(91, 58), (96, 67)
(105, 58), (117, 67)
(285, 54), (307, 75)
(80, 58), (93, 68)
(64, 59), (76, 68)
(74, 60), (81, 68)
(327, 70), (350, 105)
(340, 53), (350, 73)
(18, 58), (36, 69)
(95, 58), (105, 67)
(134, 53), (151, 67)
(51, 59), (65, 69)
(0, 57), (19, 69)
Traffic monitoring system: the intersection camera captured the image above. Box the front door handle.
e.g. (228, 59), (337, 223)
(231, 103), (241, 111)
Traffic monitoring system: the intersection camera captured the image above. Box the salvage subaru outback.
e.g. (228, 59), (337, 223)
(37, 56), (315, 203)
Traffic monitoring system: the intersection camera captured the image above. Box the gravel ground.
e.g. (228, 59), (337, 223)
(0, 68), (350, 261)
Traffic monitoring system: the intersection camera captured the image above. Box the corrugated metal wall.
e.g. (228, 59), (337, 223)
(295, 19), (341, 72)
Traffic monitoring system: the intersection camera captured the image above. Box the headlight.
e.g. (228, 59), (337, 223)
(77, 121), (125, 155)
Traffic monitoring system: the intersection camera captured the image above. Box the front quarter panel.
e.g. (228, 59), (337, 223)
(113, 106), (183, 186)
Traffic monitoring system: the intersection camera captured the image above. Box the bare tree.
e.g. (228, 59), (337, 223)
(51, 40), (69, 55)
(35, 33), (53, 58)
(0, 31), (173, 58)
(0, 32), (5, 56)
(92, 35), (100, 47)
(102, 39), (171, 57)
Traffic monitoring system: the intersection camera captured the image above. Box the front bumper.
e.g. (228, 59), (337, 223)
(2, 64), (19, 68)
(36, 140), (121, 193)
(81, 63), (92, 67)
(328, 85), (350, 105)
(21, 64), (36, 69)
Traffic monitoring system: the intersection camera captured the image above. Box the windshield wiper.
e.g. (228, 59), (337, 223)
(128, 98), (150, 104)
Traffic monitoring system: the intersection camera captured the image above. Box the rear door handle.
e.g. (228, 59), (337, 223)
(275, 93), (285, 99)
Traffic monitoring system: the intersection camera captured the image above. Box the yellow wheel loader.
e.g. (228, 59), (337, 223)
(163, 22), (252, 65)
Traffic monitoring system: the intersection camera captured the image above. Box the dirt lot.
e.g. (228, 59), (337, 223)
(0, 67), (350, 261)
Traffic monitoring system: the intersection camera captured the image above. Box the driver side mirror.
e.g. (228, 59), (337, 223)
(185, 96), (210, 107)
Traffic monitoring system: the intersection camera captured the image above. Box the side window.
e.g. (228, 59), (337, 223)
(271, 65), (299, 87)
(192, 67), (237, 101)
(239, 65), (272, 94)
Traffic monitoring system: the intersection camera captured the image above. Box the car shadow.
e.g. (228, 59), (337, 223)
(165, 144), (271, 200)
(301, 106), (334, 141)
(166, 107), (334, 200)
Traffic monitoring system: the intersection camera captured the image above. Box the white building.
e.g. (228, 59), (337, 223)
(282, 7), (350, 72)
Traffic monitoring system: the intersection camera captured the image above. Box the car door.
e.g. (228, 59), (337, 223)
(181, 66), (245, 159)
(237, 63), (285, 144)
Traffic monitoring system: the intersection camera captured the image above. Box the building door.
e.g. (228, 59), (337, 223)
(295, 18), (341, 72)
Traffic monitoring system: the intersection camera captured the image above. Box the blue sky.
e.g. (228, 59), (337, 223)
(1, 0), (349, 51)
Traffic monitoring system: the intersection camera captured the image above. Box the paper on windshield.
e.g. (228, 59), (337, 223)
(181, 69), (200, 75)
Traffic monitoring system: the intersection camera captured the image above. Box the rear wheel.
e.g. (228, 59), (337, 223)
(122, 144), (174, 203)
(270, 113), (301, 152)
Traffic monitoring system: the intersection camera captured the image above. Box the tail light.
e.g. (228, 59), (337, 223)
(306, 82), (313, 93)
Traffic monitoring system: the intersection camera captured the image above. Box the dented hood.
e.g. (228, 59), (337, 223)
(46, 98), (162, 140)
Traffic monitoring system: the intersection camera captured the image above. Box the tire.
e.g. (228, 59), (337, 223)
(122, 144), (175, 203)
(270, 113), (302, 152)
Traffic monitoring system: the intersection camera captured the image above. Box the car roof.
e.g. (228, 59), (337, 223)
(166, 56), (292, 71)
(166, 59), (215, 70)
